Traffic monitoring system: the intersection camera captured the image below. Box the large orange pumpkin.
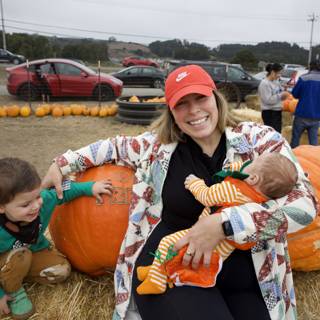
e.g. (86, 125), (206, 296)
(49, 164), (134, 276)
(287, 145), (320, 271)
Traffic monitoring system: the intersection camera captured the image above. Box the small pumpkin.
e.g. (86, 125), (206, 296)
(20, 105), (31, 117)
(49, 164), (135, 276)
(7, 105), (20, 117)
(90, 106), (100, 116)
(35, 107), (46, 117)
(71, 104), (83, 116)
(99, 107), (108, 117)
(129, 96), (140, 103)
(0, 106), (7, 117)
(287, 145), (320, 271)
(51, 107), (63, 117)
(63, 106), (72, 116)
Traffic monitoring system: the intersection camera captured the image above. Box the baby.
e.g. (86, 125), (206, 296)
(136, 152), (298, 294)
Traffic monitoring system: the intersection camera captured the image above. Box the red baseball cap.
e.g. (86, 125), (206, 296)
(165, 64), (216, 110)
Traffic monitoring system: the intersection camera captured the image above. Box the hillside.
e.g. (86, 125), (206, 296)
(107, 41), (155, 63)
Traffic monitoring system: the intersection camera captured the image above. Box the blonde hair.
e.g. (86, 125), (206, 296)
(150, 91), (241, 144)
(259, 153), (298, 199)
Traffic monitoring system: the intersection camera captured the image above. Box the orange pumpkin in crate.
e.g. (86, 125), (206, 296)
(287, 145), (320, 271)
(49, 164), (134, 276)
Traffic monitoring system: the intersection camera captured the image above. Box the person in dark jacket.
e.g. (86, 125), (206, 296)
(290, 60), (320, 148)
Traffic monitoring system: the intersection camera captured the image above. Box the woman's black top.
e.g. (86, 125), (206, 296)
(161, 133), (226, 231)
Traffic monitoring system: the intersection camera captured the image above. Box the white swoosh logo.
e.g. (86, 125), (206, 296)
(176, 72), (190, 82)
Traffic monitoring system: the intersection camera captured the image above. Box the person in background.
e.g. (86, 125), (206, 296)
(0, 158), (112, 320)
(258, 63), (290, 133)
(42, 65), (316, 320)
(290, 60), (320, 148)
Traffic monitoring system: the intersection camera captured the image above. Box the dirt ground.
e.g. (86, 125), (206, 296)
(0, 115), (146, 178)
(1, 66), (320, 319)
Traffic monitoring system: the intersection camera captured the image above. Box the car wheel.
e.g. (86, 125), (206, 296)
(18, 83), (39, 101)
(93, 84), (114, 101)
(216, 82), (241, 109)
(13, 58), (20, 65)
(127, 63), (134, 67)
(153, 79), (164, 89)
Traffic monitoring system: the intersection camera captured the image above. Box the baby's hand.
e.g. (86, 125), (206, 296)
(92, 180), (113, 204)
(184, 174), (198, 189)
(0, 294), (12, 316)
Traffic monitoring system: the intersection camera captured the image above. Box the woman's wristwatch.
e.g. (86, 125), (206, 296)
(222, 220), (234, 237)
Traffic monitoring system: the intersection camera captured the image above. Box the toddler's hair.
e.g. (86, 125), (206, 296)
(0, 158), (41, 205)
(259, 153), (298, 199)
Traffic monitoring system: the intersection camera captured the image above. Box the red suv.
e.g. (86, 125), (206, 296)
(122, 56), (159, 68)
(6, 58), (123, 101)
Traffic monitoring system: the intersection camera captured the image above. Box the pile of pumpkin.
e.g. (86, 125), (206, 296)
(128, 96), (166, 103)
(0, 103), (118, 118)
(282, 93), (298, 113)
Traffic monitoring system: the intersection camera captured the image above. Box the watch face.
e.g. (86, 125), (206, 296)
(222, 221), (234, 236)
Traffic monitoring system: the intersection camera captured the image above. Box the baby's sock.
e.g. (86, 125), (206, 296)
(136, 265), (151, 281)
(136, 274), (167, 295)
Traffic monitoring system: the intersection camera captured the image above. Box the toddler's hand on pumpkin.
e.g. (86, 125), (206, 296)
(184, 174), (198, 189)
(92, 180), (113, 204)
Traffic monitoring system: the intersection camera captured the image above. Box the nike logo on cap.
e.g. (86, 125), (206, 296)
(176, 71), (190, 82)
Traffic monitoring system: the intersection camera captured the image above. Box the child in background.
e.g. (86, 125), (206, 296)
(136, 152), (298, 295)
(0, 158), (113, 319)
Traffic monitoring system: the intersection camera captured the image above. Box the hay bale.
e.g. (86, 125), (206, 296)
(245, 94), (261, 111)
(282, 126), (320, 145)
(231, 107), (262, 123)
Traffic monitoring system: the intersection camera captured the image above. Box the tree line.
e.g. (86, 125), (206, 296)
(3, 33), (320, 68)
(5, 33), (109, 63)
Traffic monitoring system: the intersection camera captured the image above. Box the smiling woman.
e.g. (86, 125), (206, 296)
(42, 64), (317, 320)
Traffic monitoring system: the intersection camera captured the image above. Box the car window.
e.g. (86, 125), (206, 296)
(55, 63), (82, 76)
(227, 67), (246, 80)
(209, 65), (226, 79)
(281, 69), (295, 78)
(142, 68), (155, 75)
(127, 68), (140, 75)
(40, 63), (55, 74)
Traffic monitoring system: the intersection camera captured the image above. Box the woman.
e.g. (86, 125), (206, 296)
(258, 63), (290, 133)
(42, 65), (316, 320)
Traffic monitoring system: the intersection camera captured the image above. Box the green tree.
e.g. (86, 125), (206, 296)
(231, 49), (258, 70)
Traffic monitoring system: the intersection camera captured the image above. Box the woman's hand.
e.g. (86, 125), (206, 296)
(41, 162), (64, 199)
(92, 180), (113, 204)
(0, 294), (12, 316)
(173, 214), (225, 269)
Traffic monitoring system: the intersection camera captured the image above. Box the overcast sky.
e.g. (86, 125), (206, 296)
(4, 0), (320, 49)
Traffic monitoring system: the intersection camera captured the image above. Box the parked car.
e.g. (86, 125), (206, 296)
(6, 58), (123, 101)
(112, 66), (165, 88)
(168, 60), (260, 100)
(283, 64), (305, 70)
(0, 49), (26, 65)
(122, 56), (159, 68)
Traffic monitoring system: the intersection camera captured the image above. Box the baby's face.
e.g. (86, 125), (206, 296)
(0, 187), (43, 223)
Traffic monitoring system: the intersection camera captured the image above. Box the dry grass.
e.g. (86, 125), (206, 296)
(0, 107), (319, 320)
